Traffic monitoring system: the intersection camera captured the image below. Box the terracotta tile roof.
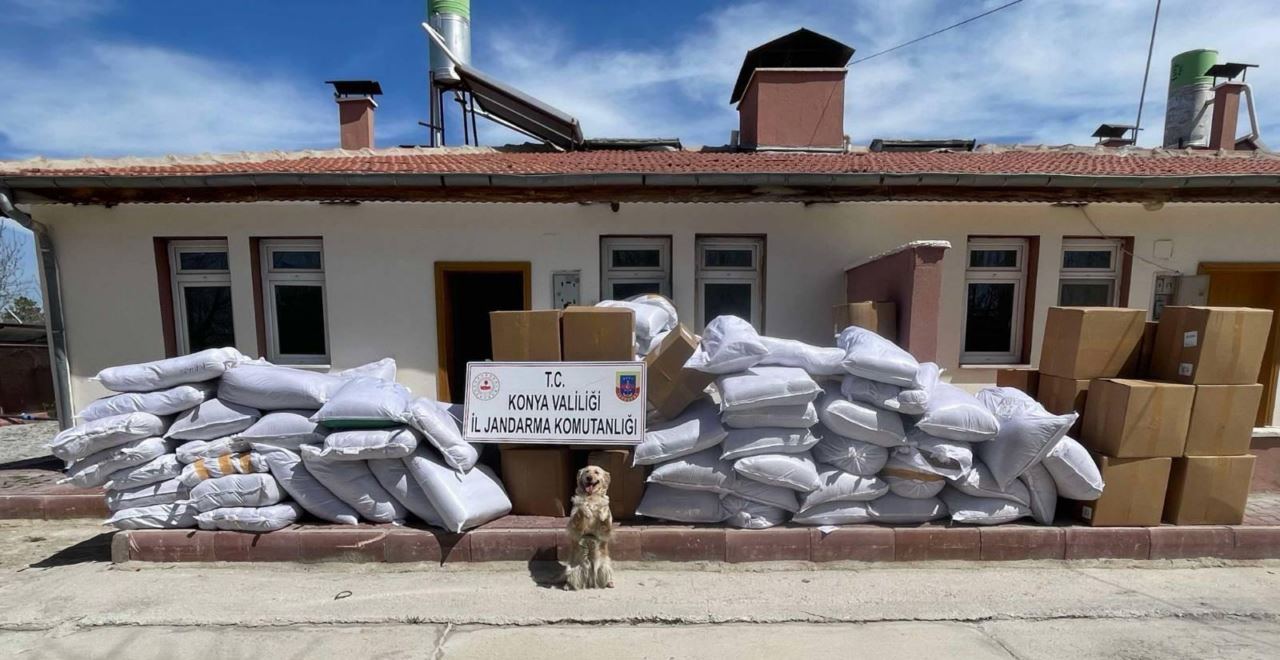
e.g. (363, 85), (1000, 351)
(4, 145), (1280, 179)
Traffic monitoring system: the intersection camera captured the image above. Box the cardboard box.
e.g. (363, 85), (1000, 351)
(996, 369), (1040, 398)
(833, 301), (897, 341)
(1163, 455), (1256, 525)
(499, 445), (573, 517)
(1074, 454), (1171, 526)
(561, 306), (635, 361)
(1184, 384), (1264, 456)
(1120, 321), (1160, 378)
(490, 310), (562, 361)
(1081, 379), (1195, 457)
(1039, 307), (1147, 379)
(1036, 374), (1089, 437)
(1151, 306), (1274, 384)
(645, 325), (715, 420)
(587, 449), (646, 520)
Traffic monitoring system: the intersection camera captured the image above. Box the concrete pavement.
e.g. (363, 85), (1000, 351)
(3, 520), (1280, 659)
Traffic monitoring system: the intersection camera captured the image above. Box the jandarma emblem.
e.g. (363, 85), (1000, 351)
(615, 371), (639, 402)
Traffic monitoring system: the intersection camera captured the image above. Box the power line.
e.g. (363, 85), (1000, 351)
(1133, 0), (1163, 143)
(851, 0), (1027, 65)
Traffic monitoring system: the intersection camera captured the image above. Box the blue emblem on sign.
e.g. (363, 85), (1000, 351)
(616, 372), (639, 402)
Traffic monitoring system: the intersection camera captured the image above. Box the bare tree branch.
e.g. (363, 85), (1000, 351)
(0, 219), (37, 315)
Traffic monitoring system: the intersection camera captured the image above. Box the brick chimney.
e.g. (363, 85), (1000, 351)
(1208, 82), (1244, 150)
(327, 80), (383, 150)
(730, 29), (855, 151)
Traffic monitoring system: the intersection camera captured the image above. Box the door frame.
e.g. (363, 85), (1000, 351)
(1199, 262), (1280, 425)
(434, 261), (532, 402)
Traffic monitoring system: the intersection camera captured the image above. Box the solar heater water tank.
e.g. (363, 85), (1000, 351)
(1162, 49), (1217, 148)
(428, 0), (471, 85)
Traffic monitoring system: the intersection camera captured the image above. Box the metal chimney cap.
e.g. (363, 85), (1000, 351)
(326, 80), (384, 97)
(1205, 62), (1258, 82)
(730, 28), (855, 104)
(1092, 124), (1138, 139)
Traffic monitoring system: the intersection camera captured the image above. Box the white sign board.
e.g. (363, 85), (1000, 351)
(463, 362), (646, 445)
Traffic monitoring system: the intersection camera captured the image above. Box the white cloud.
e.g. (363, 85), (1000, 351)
(0, 41), (334, 158)
(479, 0), (1280, 147)
(0, 0), (113, 26)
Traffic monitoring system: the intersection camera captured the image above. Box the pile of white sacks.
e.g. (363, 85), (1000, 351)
(48, 348), (511, 533)
(634, 316), (1106, 528)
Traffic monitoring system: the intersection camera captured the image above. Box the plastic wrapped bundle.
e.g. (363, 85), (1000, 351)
(792, 500), (873, 526)
(1020, 463), (1058, 525)
(733, 452), (821, 493)
(868, 493), (948, 524)
(1042, 437), (1105, 500)
(915, 383), (1000, 443)
(78, 383), (214, 423)
(106, 478), (189, 512)
(974, 410), (1076, 490)
(238, 410), (328, 449)
(725, 476), (801, 513)
(95, 347), (244, 392)
(817, 385), (906, 447)
(684, 316), (768, 375)
(50, 412), (169, 463)
(178, 453), (269, 488)
(196, 502), (302, 532)
(253, 444), (359, 525)
(755, 336), (845, 376)
(720, 427), (818, 461)
(311, 377), (413, 429)
(402, 446), (511, 532)
(368, 458), (446, 528)
(177, 437), (252, 464)
(800, 468), (888, 511)
(941, 488), (1032, 525)
(635, 484), (728, 524)
(105, 502), (199, 530)
(647, 447), (736, 494)
(313, 427), (420, 461)
(634, 402), (727, 466)
(722, 402), (817, 429)
(185, 473), (284, 512)
(722, 496), (790, 529)
(218, 364), (345, 411)
(104, 454), (183, 491)
(716, 366), (821, 412)
(166, 399), (260, 442)
(403, 398), (478, 472)
(948, 462), (1031, 506)
(63, 437), (170, 488)
(837, 326), (919, 386)
(300, 444), (406, 523)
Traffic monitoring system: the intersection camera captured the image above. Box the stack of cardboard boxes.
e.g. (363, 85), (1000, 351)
(1002, 305), (1271, 527)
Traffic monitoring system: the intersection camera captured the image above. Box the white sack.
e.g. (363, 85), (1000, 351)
(811, 432), (890, 476)
(314, 427), (420, 461)
(105, 502), (199, 530)
(841, 361), (939, 415)
(106, 478), (189, 512)
(196, 502), (302, 532)
(908, 431), (974, 480)
(63, 437), (169, 488)
(634, 401), (727, 466)
(868, 493), (948, 524)
(756, 336), (846, 376)
(722, 496), (790, 529)
(791, 500), (873, 525)
(252, 443), (359, 525)
(403, 398), (479, 472)
(908, 362), (942, 403)
(683, 316), (768, 374)
(976, 386), (1047, 420)
(311, 377), (413, 428)
(368, 458), (446, 528)
(800, 468), (889, 511)
(948, 462), (1031, 506)
(597, 299), (672, 341)
(637, 330), (669, 358)
(626, 293), (678, 332)
(837, 326), (919, 386)
(238, 410), (327, 448)
(176, 437), (252, 464)
(635, 484), (728, 524)
(1042, 436), (1105, 500)
(95, 347), (244, 392)
(218, 364), (345, 410)
(1020, 463), (1058, 525)
(818, 385), (906, 447)
(78, 383), (213, 423)
(333, 357), (398, 382)
(105, 454), (183, 491)
(166, 399), (260, 441)
(403, 447), (511, 532)
(185, 473), (283, 512)
(50, 412), (168, 463)
(647, 447), (735, 494)
(915, 383), (1000, 442)
(976, 410), (1077, 490)
(725, 476), (801, 513)
(717, 366), (821, 412)
(720, 427), (818, 461)
(940, 489), (1031, 525)
(882, 448), (947, 499)
(301, 444), (406, 523)
(178, 452), (268, 487)
(722, 402), (818, 429)
(733, 452), (821, 492)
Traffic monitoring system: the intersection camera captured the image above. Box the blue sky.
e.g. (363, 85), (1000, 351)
(2, 0), (1278, 301)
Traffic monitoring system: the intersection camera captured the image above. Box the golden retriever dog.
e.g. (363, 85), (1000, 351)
(566, 465), (614, 590)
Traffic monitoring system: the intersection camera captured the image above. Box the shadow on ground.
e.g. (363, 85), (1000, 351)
(28, 532), (114, 568)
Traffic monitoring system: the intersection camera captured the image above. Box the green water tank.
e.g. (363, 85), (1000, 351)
(429, 0), (470, 19)
(1163, 49), (1218, 147)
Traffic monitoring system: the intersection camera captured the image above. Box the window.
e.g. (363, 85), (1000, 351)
(260, 239), (329, 365)
(1059, 238), (1122, 307)
(169, 240), (235, 354)
(695, 236), (764, 331)
(962, 238), (1028, 364)
(600, 236), (671, 300)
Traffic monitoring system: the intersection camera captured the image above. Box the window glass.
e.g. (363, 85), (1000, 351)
(964, 282), (1016, 353)
(612, 281), (662, 299)
(1059, 281), (1114, 307)
(273, 285), (326, 356)
(969, 249), (1018, 269)
(182, 286), (235, 352)
(178, 251), (229, 272)
(272, 250), (322, 270)
(703, 249), (754, 269)
(703, 282), (753, 322)
(1062, 250), (1113, 269)
(611, 249), (661, 269)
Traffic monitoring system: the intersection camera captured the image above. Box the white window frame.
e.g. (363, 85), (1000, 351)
(961, 238), (1028, 365)
(169, 240), (233, 355)
(1059, 238), (1122, 307)
(260, 239), (329, 366)
(600, 236), (672, 301)
(695, 236), (764, 332)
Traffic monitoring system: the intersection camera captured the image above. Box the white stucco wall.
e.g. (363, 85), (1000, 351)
(33, 200), (1280, 423)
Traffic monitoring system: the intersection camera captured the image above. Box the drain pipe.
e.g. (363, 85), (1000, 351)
(0, 188), (72, 428)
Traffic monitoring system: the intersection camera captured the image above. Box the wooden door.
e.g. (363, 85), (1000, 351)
(434, 262), (532, 403)
(1201, 264), (1280, 426)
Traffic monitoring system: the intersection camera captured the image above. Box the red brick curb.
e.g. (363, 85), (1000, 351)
(0, 493), (108, 520)
(109, 523), (1280, 564)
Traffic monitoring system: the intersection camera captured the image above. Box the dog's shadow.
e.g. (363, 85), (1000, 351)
(526, 555), (568, 589)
